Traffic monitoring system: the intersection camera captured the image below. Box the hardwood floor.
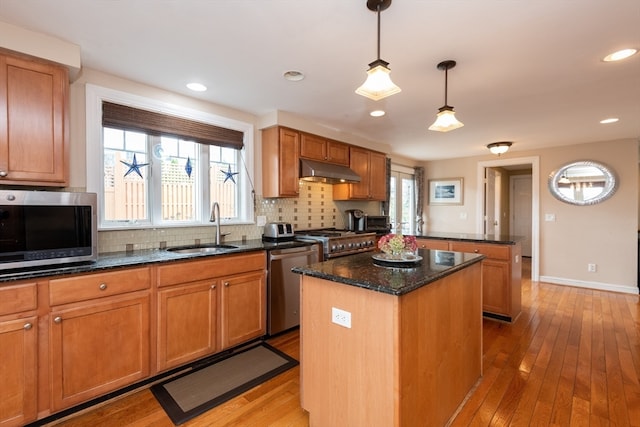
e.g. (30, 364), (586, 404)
(47, 259), (640, 426)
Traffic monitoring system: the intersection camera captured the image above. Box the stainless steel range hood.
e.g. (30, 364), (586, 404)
(299, 159), (361, 184)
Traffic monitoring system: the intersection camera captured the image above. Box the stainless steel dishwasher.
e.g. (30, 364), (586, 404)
(267, 244), (320, 335)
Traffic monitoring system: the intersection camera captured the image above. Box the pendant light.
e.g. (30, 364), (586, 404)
(428, 60), (464, 132)
(487, 141), (512, 155)
(355, 0), (401, 101)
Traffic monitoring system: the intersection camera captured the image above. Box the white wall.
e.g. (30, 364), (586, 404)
(424, 139), (639, 294)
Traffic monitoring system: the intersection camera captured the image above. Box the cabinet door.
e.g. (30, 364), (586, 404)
(49, 294), (150, 411)
(157, 281), (219, 371)
(326, 140), (350, 166)
(300, 133), (327, 161)
(345, 147), (371, 200)
(481, 259), (510, 316)
(0, 316), (37, 427)
(221, 271), (266, 349)
(367, 150), (387, 201)
(0, 54), (68, 185)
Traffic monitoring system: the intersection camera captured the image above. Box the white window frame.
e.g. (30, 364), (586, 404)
(390, 163), (416, 235)
(86, 84), (255, 230)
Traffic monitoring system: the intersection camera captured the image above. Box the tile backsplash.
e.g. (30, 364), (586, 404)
(98, 181), (380, 253)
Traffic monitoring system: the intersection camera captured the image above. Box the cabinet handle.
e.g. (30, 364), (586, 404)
(0, 170), (7, 177)
(54, 316), (62, 324)
(24, 322), (33, 330)
(474, 249), (479, 253)
(211, 284), (216, 290)
(224, 282), (230, 287)
(99, 283), (107, 290)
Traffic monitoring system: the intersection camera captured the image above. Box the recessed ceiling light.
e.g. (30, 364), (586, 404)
(186, 82), (207, 92)
(602, 48), (637, 62)
(370, 110), (385, 117)
(600, 117), (619, 124)
(283, 70), (305, 81)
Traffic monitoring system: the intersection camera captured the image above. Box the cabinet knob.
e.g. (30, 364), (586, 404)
(211, 284), (216, 290)
(54, 316), (62, 324)
(0, 170), (7, 177)
(23, 322), (33, 330)
(224, 282), (230, 287)
(474, 249), (479, 253)
(99, 283), (107, 290)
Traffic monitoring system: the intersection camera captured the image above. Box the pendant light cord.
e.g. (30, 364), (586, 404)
(376, 3), (381, 60)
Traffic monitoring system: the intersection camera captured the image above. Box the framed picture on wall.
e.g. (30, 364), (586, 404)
(428, 178), (463, 205)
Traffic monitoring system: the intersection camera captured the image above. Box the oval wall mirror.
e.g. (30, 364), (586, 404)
(548, 160), (617, 206)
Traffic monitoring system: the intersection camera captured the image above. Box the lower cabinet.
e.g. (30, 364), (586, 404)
(0, 281), (38, 427)
(0, 315), (38, 427)
(48, 267), (151, 411)
(155, 251), (267, 371)
(415, 238), (521, 321)
(157, 281), (219, 372)
(220, 270), (266, 349)
(49, 293), (151, 411)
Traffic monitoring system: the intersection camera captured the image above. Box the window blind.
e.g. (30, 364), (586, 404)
(102, 101), (244, 150)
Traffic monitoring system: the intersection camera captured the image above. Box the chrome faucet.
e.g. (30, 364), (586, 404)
(210, 202), (221, 245)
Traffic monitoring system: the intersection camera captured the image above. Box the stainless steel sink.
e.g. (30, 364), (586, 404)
(167, 244), (238, 255)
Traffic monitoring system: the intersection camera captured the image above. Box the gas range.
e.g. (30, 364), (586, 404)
(295, 228), (377, 259)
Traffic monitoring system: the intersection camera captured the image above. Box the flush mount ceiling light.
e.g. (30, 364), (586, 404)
(283, 70), (305, 81)
(428, 60), (464, 132)
(602, 48), (637, 62)
(370, 110), (386, 117)
(186, 82), (207, 92)
(487, 141), (513, 155)
(355, 0), (401, 101)
(600, 117), (619, 124)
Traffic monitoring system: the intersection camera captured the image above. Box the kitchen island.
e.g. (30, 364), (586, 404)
(292, 249), (484, 427)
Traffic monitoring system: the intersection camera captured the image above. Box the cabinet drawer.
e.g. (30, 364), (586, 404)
(49, 267), (151, 306)
(449, 242), (510, 260)
(415, 239), (450, 250)
(0, 282), (37, 315)
(157, 251), (266, 287)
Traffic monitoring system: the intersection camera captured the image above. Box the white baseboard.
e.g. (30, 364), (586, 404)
(539, 276), (639, 295)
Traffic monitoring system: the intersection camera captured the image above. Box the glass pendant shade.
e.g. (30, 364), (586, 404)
(356, 60), (401, 101)
(428, 106), (464, 132)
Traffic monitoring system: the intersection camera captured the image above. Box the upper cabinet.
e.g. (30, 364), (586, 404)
(333, 147), (387, 201)
(300, 132), (349, 166)
(262, 126), (300, 198)
(0, 51), (69, 186)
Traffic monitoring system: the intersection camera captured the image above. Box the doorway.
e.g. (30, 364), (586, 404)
(477, 157), (540, 281)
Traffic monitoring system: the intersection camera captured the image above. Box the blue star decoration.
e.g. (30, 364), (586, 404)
(120, 154), (149, 179)
(185, 157), (193, 178)
(221, 164), (239, 184)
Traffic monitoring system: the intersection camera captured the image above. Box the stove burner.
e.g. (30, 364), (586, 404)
(295, 229), (377, 258)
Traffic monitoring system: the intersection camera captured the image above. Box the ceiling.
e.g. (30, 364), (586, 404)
(1, 0), (639, 161)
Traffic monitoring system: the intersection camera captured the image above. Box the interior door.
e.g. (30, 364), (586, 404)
(484, 168), (500, 234)
(510, 175), (533, 257)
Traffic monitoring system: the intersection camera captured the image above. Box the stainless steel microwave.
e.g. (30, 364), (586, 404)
(365, 215), (390, 232)
(0, 190), (97, 270)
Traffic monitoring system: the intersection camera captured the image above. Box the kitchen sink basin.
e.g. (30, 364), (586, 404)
(167, 244), (239, 255)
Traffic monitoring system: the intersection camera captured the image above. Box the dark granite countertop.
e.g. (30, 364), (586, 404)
(0, 238), (318, 284)
(292, 248), (484, 296)
(417, 231), (523, 245)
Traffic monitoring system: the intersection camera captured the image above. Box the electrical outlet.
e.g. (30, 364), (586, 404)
(588, 263), (597, 272)
(331, 307), (351, 328)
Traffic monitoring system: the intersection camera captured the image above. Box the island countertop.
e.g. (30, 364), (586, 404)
(292, 248), (483, 296)
(417, 231), (523, 245)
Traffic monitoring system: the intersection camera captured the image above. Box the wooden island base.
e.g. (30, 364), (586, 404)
(300, 262), (482, 427)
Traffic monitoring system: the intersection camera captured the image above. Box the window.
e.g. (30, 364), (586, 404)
(86, 84), (254, 230)
(389, 165), (416, 235)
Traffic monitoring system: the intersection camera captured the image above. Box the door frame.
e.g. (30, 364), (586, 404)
(476, 156), (540, 281)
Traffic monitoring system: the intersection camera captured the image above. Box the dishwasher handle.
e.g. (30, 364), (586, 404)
(269, 248), (319, 261)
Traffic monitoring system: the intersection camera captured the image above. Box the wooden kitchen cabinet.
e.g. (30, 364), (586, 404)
(261, 126), (300, 198)
(48, 268), (151, 411)
(0, 51), (69, 186)
(448, 240), (521, 322)
(333, 146), (387, 201)
(415, 238), (449, 250)
(155, 251), (266, 370)
(300, 132), (350, 166)
(220, 270), (266, 349)
(0, 281), (38, 427)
